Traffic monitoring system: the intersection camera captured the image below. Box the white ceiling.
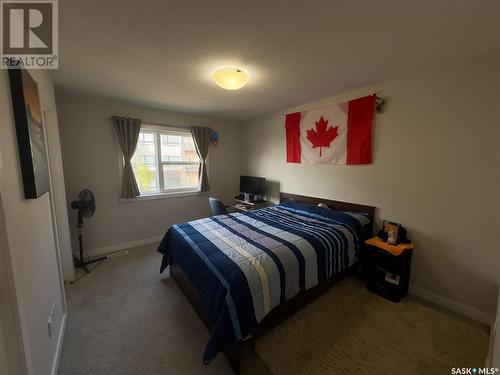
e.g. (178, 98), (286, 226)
(51, 0), (500, 121)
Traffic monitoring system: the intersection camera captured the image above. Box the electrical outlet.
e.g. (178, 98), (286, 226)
(135, 222), (143, 229)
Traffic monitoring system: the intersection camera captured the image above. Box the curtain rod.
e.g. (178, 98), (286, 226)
(110, 117), (192, 131)
(141, 121), (192, 130)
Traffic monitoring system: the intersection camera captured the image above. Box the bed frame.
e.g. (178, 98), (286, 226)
(169, 192), (375, 373)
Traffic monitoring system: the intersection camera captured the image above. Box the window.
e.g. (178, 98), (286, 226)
(130, 127), (201, 195)
(162, 135), (180, 146)
(139, 155), (156, 165)
(138, 132), (154, 145)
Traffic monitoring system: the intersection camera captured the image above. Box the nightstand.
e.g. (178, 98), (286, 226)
(362, 237), (415, 302)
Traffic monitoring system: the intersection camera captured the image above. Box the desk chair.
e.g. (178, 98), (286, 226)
(209, 197), (228, 216)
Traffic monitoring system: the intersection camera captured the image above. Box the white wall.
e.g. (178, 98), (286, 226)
(44, 111), (74, 282)
(0, 196), (25, 375)
(0, 69), (67, 374)
(56, 90), (242, 254)
(241, 54), (500, 320)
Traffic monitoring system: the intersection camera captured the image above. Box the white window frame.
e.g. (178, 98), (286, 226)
(120, 124), (205, 201)
(138, 132), (155, 145)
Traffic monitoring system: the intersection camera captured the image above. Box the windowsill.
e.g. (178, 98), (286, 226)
(121, 189), (207, 203)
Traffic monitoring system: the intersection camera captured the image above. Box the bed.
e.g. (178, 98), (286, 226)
(157, 192), (375, 373)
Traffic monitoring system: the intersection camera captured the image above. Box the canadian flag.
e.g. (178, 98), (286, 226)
(285, 95), (375, 164)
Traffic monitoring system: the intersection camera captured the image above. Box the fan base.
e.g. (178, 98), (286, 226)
(74, 256), (106, 274)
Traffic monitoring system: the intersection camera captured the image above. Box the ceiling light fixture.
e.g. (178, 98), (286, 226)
(212, 66), (249, 90)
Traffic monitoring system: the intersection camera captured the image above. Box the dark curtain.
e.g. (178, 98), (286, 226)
(112, 116), (141, 198)
(190, 126), (212, 192)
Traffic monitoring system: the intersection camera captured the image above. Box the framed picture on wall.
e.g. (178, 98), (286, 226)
(8, 69), (50, 199)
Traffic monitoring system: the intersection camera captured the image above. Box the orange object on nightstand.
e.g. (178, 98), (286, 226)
(365, 236), (415, 256)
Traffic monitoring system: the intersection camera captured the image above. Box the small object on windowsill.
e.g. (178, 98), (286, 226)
(210, 130), (219, 146)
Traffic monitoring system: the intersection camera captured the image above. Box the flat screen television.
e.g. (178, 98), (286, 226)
(239, 175), (265, 195)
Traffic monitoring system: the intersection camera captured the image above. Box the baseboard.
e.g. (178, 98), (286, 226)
(50, 312), (66, 375)
(86, 235), (163, 258)
(409, 284), (494, 326)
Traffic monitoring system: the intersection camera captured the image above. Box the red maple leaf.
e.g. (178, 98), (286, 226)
(306, 116), (339, 157)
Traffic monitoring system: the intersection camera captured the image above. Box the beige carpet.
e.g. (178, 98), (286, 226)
(59, 244), (270, 375)
(255, 277), (489, 375)
(60, 244), (489, 375)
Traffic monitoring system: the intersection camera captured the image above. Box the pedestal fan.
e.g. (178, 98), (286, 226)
(71, 189), (104, 273)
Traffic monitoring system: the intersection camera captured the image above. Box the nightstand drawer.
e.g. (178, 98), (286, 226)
(373, 266), (403, 286)
(365, 247), (411, 273)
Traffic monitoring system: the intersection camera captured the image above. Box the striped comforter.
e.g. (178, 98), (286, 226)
(157, 201), (366, 364)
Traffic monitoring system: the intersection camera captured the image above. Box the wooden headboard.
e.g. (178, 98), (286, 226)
(279, 192), (376, 238)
